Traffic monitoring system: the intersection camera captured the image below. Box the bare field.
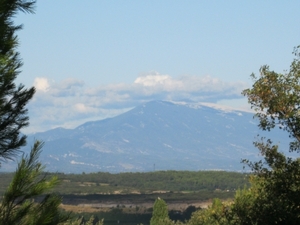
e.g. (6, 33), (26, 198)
(60, 200), (212, 214)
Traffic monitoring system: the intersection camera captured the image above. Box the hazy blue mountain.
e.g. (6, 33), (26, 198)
(6, 101), (290, 173)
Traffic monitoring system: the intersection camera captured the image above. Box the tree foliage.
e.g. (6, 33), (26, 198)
(0, 141), (68, 225)
(188, 199), (231, 225)
(237, 46), (300, 224)
(0, 0), (36, 162)
(150, 197), (171, 225)
(242, 46), (300, 152)
(44, 170), (247, 194)
(0, 1), (71, 224)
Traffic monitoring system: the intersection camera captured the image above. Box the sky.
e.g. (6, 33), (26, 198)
(13, 1), (300, 134)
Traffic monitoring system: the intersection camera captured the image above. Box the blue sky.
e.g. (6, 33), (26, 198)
(14, 1), (300, 133)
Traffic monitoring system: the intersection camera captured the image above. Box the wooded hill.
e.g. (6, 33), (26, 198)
(0, 170), (249, 196)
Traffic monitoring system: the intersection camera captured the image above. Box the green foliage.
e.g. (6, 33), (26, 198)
(42, 170), (248, 195)
(0, 0), (36, 162)
(188, 199), (231, 225)
(0, 141), (68, 225)
(237, 46), (300, 224)
(150, 197), (170, 225)
(228, 187), (256, 225)
(0, 3), (69, 224)
(149, 197), (186, 225)
(242, 46), (300, 152)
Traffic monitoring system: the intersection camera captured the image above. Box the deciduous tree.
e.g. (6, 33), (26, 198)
(232, 46), (300, 224)
(188, 198), (231, 225)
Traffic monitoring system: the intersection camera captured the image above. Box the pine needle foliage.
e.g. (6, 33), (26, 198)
(0, 0), (36, 163)
(0, 141), (68, 225)
(0, 1), (77, 224)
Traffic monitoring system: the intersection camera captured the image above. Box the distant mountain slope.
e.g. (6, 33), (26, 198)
(10, 101), (290, 173)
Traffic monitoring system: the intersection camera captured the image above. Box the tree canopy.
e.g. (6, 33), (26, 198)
(235, 46), (300, 224)
(242, 46), (300, 152)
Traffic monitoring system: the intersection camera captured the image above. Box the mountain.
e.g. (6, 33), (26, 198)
(4, 101), (290, 173)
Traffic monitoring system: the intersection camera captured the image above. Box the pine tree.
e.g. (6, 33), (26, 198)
(0, 141), (68, 225)
(0, 1), (69, 224)
(0, 0), (36, 163)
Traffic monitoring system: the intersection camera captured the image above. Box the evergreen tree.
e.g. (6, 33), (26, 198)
(0, 0), (36, 163)
(0, 1), (70, 224)
(0, 141), (68, 224)
(150, 197), (171, 225)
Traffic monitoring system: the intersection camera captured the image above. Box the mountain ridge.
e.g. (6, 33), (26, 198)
(3, 100), (289, 173)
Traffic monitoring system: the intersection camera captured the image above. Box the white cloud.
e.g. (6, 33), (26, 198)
(134, 73), (171, 86)
(24, 73), (249, 134)
(74, 103), (98, 114)
(33, 77), (50, 92)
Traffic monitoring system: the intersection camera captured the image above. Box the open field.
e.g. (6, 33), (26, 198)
(60, 199), (212, 213)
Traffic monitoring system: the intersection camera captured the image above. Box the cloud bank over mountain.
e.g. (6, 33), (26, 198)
(27, 73), (248, 133)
